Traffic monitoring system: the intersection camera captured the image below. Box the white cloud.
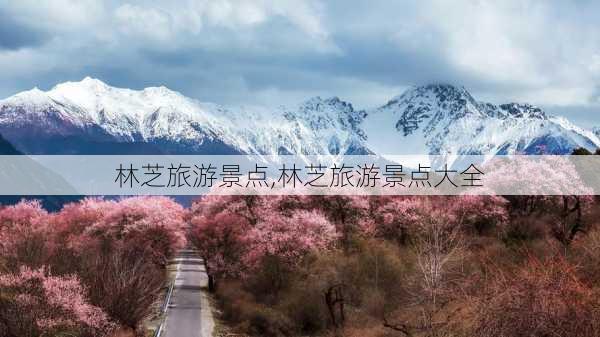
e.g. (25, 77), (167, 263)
(401, 0), (600, 106)
(114, 4), (174, 41)
(112, 0), (329, 42)
(3, 0), (106, 31)
(431, 1), (545, 84)
(204, 1), (267, 27)
(516, 87), (596, 107)
(2, 0), (600, 116)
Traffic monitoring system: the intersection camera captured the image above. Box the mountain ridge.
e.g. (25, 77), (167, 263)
(1, 78), (598, 155)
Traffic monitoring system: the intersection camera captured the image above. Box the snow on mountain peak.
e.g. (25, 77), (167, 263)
(363, 84), (600, 155)
(3, 86), (47, 104)
(498, 103), (546, 119)
(373, 83), (483, 140)
(81, 76), (109, 87)
(1, 78), (599, 156)
(386, 84), (477, 109)
(289, 96), (366, 137)
(0, 78), (374, 155)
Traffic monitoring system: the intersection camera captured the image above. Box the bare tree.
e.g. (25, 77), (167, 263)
(383, 212), (464, 337)
(473, 255), (600, 337)
(324, 283), (345, 330)
(551, 195), (585, 248)
(81, 246), (165, 335)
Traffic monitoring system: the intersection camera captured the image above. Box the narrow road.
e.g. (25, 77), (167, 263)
(162, 249), (215, 337)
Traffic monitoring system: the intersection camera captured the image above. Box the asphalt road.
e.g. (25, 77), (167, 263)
(162, 250), (214, 337)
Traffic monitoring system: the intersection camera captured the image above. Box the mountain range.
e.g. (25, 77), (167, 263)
(1, 77), (598, 156)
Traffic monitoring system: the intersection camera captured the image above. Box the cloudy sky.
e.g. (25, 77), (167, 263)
(1, 0), (600, 126)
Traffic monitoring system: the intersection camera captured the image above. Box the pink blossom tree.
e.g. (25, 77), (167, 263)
(191, 195), (268, 226)
(244, 209), (338, 269)
(188, 211), (253, 291)
(243, 209), (338, 294)
(372, 197), (424, 245)
(484, 157), (594, 246)
(0, 200), (52, 269)
(84, 196), (187, 266)
(188, 196), (339, 292)
(0, 266), (115, 337)
(310, 195), (370, 250)
(51, 197), (186, 332)
(48, 198), (114, 274)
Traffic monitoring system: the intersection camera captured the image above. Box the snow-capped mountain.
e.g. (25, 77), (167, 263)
(362, 84), (600, 155)
(0, 77), (367, 155)
(0, 78), (598, 156)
